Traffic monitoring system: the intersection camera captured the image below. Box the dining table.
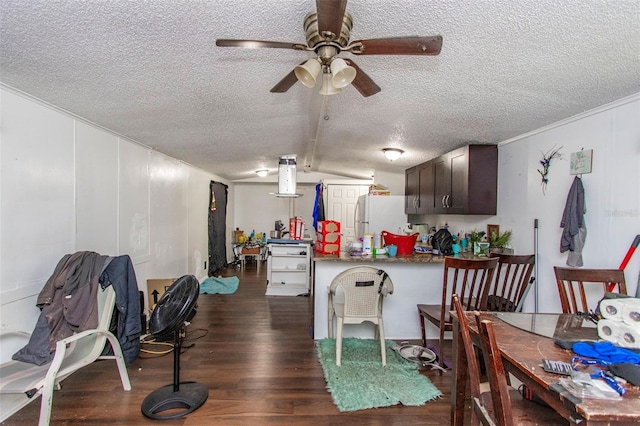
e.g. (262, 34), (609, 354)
(451, 311), (640, 425)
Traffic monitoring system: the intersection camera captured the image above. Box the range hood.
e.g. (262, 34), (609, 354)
(272, 154), (303, 198)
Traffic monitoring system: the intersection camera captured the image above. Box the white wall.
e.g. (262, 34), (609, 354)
(373, 169), (404, 195)
(499, 95), (640, 312)
(233, 182), (316, 240)
(0, 87), (228, 362)
(413, 94), (640, 313)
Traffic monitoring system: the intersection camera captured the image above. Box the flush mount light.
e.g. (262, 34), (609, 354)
(383, 148), (404, 161)
(255, 169), (268, 177)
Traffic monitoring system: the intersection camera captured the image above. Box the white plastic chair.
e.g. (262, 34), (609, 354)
(328, 266), (394, 366)
(0, 285), (131, 425)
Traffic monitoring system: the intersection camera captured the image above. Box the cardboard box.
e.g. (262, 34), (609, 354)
(233, 230), (245, 243)
(317, 232), (340, 243)
(241, 246), (260, 255)
(318, 220), (340, 233)
(315, 240), (340, 254)
(146, 278), (177, 310)
(289, 216), (304, 240)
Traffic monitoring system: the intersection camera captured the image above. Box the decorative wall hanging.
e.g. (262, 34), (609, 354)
(537, 146), (563, 195)
(570, 149), (593, 175)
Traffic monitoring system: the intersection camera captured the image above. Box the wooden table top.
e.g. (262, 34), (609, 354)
(453, 311), (640, 425)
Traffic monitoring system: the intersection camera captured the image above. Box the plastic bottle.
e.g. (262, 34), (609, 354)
(373, 233), (381, 249)
(363, 234), (373, 256)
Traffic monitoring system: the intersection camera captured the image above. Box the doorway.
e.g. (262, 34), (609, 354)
(326, 184), (369, 251)
(208, 181), (229, 275)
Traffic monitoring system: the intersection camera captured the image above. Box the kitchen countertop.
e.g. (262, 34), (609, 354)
(312, 252), (480, 263)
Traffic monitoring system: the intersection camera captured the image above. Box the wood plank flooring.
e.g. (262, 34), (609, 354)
(4, 262), (464, 425)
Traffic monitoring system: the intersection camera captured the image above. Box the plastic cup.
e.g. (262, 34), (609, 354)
(387, 245), (398, 257)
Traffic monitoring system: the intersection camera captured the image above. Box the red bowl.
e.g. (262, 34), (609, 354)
(381, 231), (419, 255)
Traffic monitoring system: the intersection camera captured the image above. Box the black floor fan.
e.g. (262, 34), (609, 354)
(141, 275), (208, 420)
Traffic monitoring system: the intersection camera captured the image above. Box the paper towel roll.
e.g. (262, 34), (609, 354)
(599, 299), (625, 320)
(597, 319), (640, 349)
(620, 299), (640, 326)
(617, 323), (640, 349)
(597, 319), (620, 343)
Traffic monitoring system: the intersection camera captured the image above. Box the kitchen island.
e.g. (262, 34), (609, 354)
(313, 252), (475, 341)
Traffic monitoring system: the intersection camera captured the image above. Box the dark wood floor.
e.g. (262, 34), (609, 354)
(4, 262), (464, 425)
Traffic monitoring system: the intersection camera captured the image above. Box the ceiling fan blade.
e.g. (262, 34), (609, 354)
(270, 64), (303, 93)
(216, 39), (306, 50)
(344, 59), (381, 97)
(351, 36), (443, 55)
(316, 0), (348, 39)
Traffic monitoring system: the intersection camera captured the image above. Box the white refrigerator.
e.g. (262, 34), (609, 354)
(355, 195), (407, 238)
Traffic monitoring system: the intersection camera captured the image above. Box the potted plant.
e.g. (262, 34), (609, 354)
(467, 230), (489, 256)
(488, 230), (514, 254)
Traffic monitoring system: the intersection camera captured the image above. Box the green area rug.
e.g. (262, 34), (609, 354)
(316, 338), (442, 412)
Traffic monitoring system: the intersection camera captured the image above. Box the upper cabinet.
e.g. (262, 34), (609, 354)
(405, 161), (434, 214)
(406, 144), (497, 215)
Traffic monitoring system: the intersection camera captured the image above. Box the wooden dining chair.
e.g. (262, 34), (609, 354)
(486, 254), (535, 312)
(553, 267), (627, 314)
(452, 294), (485, 426)
(417, 256), (498, 367)
(474, 313), (567, 426)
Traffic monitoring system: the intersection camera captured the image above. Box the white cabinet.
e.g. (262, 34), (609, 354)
(266, 243), (311, 296)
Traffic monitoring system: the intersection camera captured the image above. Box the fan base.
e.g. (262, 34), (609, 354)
(141, 381), (208, 420)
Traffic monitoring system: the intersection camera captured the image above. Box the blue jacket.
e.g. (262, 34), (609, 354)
(100, 255), (141, 364)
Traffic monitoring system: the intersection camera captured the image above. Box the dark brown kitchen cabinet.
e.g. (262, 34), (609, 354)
(406, 144), (497, 215)
(405, 161), (433, 214)
(405, 166), (419, 214)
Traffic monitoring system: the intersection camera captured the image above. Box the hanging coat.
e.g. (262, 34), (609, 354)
(560, 176), (586, 267)
(313, 183), (325, 230)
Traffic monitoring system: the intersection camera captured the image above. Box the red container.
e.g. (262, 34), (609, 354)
(381, 231), (419, 255)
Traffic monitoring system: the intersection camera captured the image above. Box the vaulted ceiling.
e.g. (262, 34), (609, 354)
(1, 1), (638, 181)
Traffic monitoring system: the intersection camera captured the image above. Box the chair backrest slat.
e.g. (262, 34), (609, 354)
(487, 254), (534, 312)
(452, 295), (482, 399)
(554, 267), (627, 314)
(442, 257), (499, 323)
(476, 314), (515, 426)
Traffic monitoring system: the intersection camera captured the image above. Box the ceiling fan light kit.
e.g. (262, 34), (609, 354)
(383, 148), (404, 161)
(215, 0), (442, 97)
(319, 73), (342, 95)
(329, 57), (356, 88)
(294, 58), (322, 88)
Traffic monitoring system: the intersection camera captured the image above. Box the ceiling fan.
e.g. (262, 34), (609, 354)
(215, 0), (442, 97)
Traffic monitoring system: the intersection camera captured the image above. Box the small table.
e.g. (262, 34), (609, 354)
(234, 243), (267, 267)
(451, 312), (640, 425)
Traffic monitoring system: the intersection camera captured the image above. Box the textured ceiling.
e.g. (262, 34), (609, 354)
(1, 1), (639, 181)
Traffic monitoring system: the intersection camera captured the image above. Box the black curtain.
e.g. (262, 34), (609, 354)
(208, 181), (228, 276)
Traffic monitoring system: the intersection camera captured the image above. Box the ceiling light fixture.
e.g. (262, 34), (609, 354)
(295, 52), (356, 95)
(383, 148), (404, 161)
(294, 58), (322, 88)
(255, 169), (268, 177)
(319, 73), (341, 95)
(330, 58), (356, 89)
